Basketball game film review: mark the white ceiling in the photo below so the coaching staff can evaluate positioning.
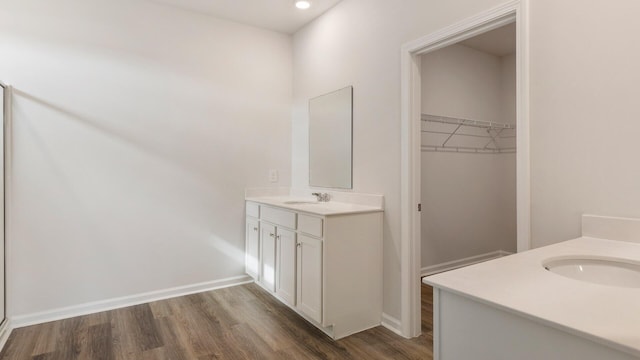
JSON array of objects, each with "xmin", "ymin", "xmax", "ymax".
[
  {"xmin": 459, "ymin": 22, "xmax": 516, "ymax": 57},
  {"xmin": 149, "ymin": 0, "xmax": 343, "ymax": 34}
]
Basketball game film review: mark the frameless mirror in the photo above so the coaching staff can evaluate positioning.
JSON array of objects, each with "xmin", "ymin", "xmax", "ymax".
[{"xmin": 309, "ymin": 86, "xmax": 353, "ymax": 189}]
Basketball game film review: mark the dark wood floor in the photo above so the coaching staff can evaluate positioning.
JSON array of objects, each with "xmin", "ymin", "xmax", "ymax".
[{"xmin": 0, "ymin": 283, "xmax": 433, "ymax": 359}]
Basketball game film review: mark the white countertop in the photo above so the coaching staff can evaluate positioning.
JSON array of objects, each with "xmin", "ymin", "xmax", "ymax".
[
  {"xmin": 246, "ymin": 196, "xmax": 383, "ymax": 216},
  {"xmin": 423, "ymin": 237, "xmax": 640, "ymax": 357}
]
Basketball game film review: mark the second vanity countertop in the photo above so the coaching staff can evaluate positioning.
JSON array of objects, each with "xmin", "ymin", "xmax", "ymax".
[
  {"xmin": 245, "ymin": 196, "xmax": 383, "ymax": 216},
  {"xmin": 423, "ymin": 237, "xmax": 640, "ymax": 357}
]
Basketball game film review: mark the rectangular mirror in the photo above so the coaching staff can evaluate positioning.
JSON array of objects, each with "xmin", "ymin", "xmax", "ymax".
[{"xmin": 309, "ymin": 86, "xmax": 353, "ymax": 189}]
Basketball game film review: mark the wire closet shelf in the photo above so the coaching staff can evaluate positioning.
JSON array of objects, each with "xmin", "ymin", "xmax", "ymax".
[{"xmin": 421, "ymin": 114, "xmax": 516, "ymax": 154}]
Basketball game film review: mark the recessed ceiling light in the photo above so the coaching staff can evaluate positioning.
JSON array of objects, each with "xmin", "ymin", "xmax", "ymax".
[{"xmin": 295, "ymin": 0, "xmax": 311, "ymax": 10}]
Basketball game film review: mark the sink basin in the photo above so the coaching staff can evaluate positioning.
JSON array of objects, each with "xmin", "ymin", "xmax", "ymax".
[
  {"xmin": 544, "ymin": 257, "xmax": 640, "ymax": 288},
  {"xmin": 282, "ymin": 200, "xmax": 319, "ymax": 205}
]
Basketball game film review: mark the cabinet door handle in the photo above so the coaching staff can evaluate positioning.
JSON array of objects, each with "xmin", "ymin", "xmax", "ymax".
[
  {"xmin": 297, "ymin": 243, "xmax": 301, "ymax": 247},
  {"xmin": 269, "ymin": 233, "xmax": 275, "ymax": 238},
  {"xmin": 253, "ymin": 227, "xmax": 258, "ymax": 231},
  {"xmin": 276, "ymin": 235, "xmax": 281, "ymax": 240}
]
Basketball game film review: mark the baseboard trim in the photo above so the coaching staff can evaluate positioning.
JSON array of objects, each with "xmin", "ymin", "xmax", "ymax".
[
  {"xmin": 0, "ymin": 319, "xmax": 12, "ymax": 352},
  {"xmin": 381, "ymin": 312, "xmax": 404, "ymax": 337},
  {"xmin": 421, "ymin": 250, "xmax": 512, "ymax": 277},
  {"xmin": 12, "ymin": 275, "xmax": 253, "ymax": 328}
]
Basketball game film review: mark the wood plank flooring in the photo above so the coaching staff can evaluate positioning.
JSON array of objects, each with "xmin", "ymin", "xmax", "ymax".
[{"xmin": 0, "ymin": 283, "xmax": 434, "ymax": 359}]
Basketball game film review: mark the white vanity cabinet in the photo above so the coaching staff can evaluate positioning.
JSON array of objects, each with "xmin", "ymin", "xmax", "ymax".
[
  {"xmin": 244, "ymin": 203, "xmax": 260, "ymax": 280},
  {"xmin": 244, "ymin": 199, "xmax": 383, "ymax": 339},
  {"xmin": 297, "ymin": 233, "xmax": 322, "ymax": 323},
  {"xmin": 259, "ymin": 222, "xmax": 297, "ymax": 301},
  {"xmin": 259, "ymin": 222, "xmax": 277, "ymax": 292},
  {"xmin": 275, "ymin": 226, "xmax": 296, "ymax": 306}
]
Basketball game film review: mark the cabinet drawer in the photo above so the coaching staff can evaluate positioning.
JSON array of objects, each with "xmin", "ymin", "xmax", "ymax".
[
  {"xmin": 246, "ymin": 202, "xmax": 260, "ymax": 218},
  {"xmin": 261, "ymin": 206, "xmax": 296, "ymax": 229},
  {"xmin": 298, "ymin": 214, "xmax": 323, "ymax": 238}
]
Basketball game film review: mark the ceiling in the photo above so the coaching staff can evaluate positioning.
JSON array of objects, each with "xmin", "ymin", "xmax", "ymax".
[
  {"xmin": 149, "ymin": 0, "xmax": 343, "ymax": 34},
  {"xmin": 459, "ymin": 22, "xmax": 516, "ymax": 57}
]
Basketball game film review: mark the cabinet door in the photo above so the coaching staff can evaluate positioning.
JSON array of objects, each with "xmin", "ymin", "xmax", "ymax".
[
  {"xmin": 297, "ymin": 234, "xmax": 322, "ymax": 323},
  {"xmin": 260, "ymin": 223, "xmax": 276, "ymax": 292},
  {"xmin": 276, "ymin": 227, "xmax": 296, "ymax": 306},
  {"xmin": 245, "ymin": 217, "xmax": 260, "ymax": 280}
]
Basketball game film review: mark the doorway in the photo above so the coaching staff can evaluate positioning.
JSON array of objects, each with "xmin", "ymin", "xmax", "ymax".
[
  {"xmin": 399, "ymin": 0, "xmax": 530, "ymax": 338},
  {"xmin": 420, "ymin": 23, "xmax": 517, "ymax": 277}
]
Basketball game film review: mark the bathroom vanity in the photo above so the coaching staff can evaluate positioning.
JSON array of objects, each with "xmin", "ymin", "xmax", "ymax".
[
  {"xmin": 424, "ymin": 215, "xmax": 640, "ymax": 360},
  {"xmin": 245, "ymin": 193, "xmax": 383, "ymax": 339}
]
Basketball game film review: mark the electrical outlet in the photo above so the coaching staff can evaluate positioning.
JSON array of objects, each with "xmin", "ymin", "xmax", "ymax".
[{"xmin": 269, "ymin": 169, "xmax": 278, "ymax": 183}]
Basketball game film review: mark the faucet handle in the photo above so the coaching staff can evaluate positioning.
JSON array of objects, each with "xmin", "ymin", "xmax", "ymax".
[{"xmin": 311, "ymin": 192, "xmax": 330, "ymax": 202}]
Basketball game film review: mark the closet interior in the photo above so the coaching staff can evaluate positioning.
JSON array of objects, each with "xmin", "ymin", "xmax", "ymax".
[{"xmin": 420, "ymin": 23, "xmax": 517, "ymax": 275}]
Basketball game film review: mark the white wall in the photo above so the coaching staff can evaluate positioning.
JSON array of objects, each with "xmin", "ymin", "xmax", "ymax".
[
  {"xmin": 292, "ymin": 0, "xmax": 509, "ymax": 321},
  {"xmin": 421, "ymin": 45, "xmax": 503, "ymax": 123},
  {"xmin": 420, "ymin": 45, "xmax": 516, "ymax": 268},
  {"xmin": 0, "ymin": 0, "xmax": 292, "ymax": 316},
  {"xmin": 530, "ymin": 0, "xmax": 640, "ymax": 247},
  {"xmin": 501, "ymin": 53, "xmax": 516, "ymax": 126}
]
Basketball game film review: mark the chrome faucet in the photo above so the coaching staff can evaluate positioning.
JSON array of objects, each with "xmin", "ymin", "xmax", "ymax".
[{"xmin": 312, "ymin": 192, "xmax": 330, "ymax": 202}]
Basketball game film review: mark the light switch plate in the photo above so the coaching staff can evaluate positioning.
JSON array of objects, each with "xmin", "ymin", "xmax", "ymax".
[{"xmin": 269, "ymin": 169, "xmax": 278, "ymax": 183}]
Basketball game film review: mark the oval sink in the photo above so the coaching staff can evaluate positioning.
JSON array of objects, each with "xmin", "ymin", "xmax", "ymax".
[
  {"xmin": 543, "ymin": 257, "xmax": 640, "ymax": 288},
  {"xmin": 282, "ymin": 200, "xmax": 319, "ymax": 205}
]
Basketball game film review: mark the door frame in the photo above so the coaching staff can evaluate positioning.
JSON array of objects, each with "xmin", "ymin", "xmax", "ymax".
[
  {"xmin": 0, "ymin": 81, "xmax": 9, "ymax": 344},
  {"xmin": 399, "ymin": 0, "xmax": 530, "ymax": 337}
]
